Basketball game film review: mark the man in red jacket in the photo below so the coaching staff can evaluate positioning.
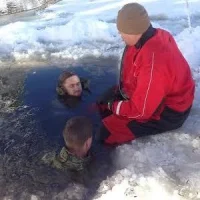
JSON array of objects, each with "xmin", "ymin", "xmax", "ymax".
[{"xmin": 97, "ymin": 3, "xmax": 195, "ymax": 145}]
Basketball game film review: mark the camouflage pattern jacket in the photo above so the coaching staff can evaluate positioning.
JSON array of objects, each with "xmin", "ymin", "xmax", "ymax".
[{"xmin": 42, "ymin": 147, "xmax": 91, "ymax": 171}]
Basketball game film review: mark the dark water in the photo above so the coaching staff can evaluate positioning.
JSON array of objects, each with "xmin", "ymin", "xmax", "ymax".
[
  {"xmin": 23, "ymin": 65, "xmax": 117, "ymax": 140},
  {"xmin": 0, "ymin": 64, "xmax": 119, "ymax": 200}
]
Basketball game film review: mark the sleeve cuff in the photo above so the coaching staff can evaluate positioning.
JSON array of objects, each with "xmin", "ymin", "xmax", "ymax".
[{"xmin": 113, "ymin": 101, "xmax": 123, "ymax": 115}]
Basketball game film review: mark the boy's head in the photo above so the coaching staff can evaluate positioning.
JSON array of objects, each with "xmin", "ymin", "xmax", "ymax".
[
  {"xmin": 57, "ymin": 71, "xmax": 82, "ymax": 97},
  {"xmin": 63, "ymin": 116, "xmax": 93, "ymax": 158}
]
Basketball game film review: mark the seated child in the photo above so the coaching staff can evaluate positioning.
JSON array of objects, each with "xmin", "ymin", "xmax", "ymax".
[
  {"xmin": 51, "ymin": 116, "xmax": 93, "ymax": 171},
  {"xmin": 56, "ymin": 71, "xmax": 90, "ymax": 108}
]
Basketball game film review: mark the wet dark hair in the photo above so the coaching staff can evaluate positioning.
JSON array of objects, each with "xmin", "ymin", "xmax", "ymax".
[
  {"xmin": 63, "ymin": 116, "xmax": 93, "ymax": 150},
  {"xmin": 56, "ymin": 71, "xmax": 91, "ymax": 108},
  {"xmin": 56, "ymin": 71, "xmax": 82, "ymax": 108},
  {"xmin": 56, "ymin": 71, "xmax": 76, "ymax": 96}
]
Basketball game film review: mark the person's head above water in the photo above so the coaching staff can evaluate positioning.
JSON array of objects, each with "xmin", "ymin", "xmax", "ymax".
[
  {"xmin": 56, "ymin": 71, "xmax": 83, "ymax": 97},
  {"xmin": 63, "ymin": 116, "xmax": 93, "ymax": 158}
]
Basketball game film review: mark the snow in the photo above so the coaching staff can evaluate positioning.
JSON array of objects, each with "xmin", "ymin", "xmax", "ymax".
[
  {"xmin": 0, "ymin": 0, "xmax": 200, "ymax": 64},
  {"xmin": 94, "ymin": 126, "xmax": 200, "ymax": 199},
  {"xmin": 1, "ymin": 0, "xmax": 200, "ymax": 199},
  {"xmin": 176, "ymin": 27, "xmax": 200, "ymax": 68},
  {"xmin": 0, "ymin": 0, "xmax": 46, "ymax": 14},
  {"xmin": 0, "ymin": 0, "xmax": 7, "ymax": 13}
]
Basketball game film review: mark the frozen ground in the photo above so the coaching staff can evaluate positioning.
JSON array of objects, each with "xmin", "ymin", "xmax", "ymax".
[{"xmin": 0, "ymin": 0, "xmax": 200, "ymax": 200}]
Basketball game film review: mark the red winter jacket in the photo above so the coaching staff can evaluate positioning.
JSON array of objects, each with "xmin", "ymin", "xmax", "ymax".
[{"xmin": 112, "ymin": 28, "xmax": 195, "ymax": 121}]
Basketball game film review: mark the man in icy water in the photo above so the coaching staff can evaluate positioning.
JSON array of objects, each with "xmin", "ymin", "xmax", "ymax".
[
  {"xmin": 96, "ymin": 3, "xmax": 195, "ymax": 144},
  {"xmin": 41, "ymin": 72, "xmax": 93, "ymax": 171},
  {"xmin": 56, "ymin": 71, "xmax": 90, "ymax": 108},
  {"xmin": 44, "ymin": 116, "xmax": 93, "ymax": 171}
]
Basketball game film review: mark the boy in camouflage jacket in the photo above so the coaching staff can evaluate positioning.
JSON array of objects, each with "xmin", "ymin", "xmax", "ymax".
[{"xmin": 43, "ymin": 116, "xmax": 93, "ymax": 171}]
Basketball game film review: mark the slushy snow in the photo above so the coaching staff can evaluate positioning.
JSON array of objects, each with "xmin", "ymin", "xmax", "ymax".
[{"xmin": 1, "ymin": 0, "xmax": 200, "ymax": 199}]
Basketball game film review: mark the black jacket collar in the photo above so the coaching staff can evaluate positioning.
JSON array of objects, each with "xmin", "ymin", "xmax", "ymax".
[{"xmin": 135, "ymin": 24, "xmax": 156, "ymax": 49}]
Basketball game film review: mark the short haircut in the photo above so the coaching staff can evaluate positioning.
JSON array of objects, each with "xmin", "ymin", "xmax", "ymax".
[{"xmin": 63, "ymin": 116, "xmax": 93, "ymax": 150}]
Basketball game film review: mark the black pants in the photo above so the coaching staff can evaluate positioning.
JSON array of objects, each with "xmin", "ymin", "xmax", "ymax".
[
  {"xmin": 128, "ymin": 106, "xmax": 191, "ymax": 138},
  {"xmin": 97, "ymin": 87, "xmax": 191, "ymax": 142}
]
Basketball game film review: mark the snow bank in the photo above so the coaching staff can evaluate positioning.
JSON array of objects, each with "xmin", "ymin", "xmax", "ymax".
[
  {"xmin": 93, "ymin": 116, "xmax": 200, "ymax": 199},
  {"xmin": 177, "ymin": 26, "xmax": 200, "ymax": 69},
  {"xmin": 0, "ymin": 17, "xmax": 121, "ymax": 63},
  {"xmin": 44, "ymin": 0, "xmax": 200, "ymax": 21},
  {"xmin": 0, "ymin": 0, "xmax": 200, "ymax": 65}
]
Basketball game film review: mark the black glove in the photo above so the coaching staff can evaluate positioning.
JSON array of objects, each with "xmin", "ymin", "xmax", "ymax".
[
  {"xmin": 80, "ymin": 78, "xmax": 91, "ymax": 93},
  {"xmin": 97, "ymin": 86, "xmax": 120, "ymax": 105}
]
